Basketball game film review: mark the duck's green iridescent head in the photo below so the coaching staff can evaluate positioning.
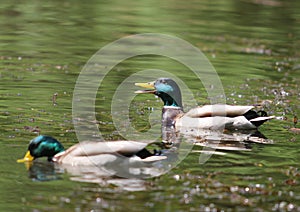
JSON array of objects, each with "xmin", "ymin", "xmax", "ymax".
[
  {"xmin": 17, "ymin": 135, "xmax": 65, "ymax": 163},
  {"xmin": 135, "ymin": 78, "xmax": 183, "ymax": 108}
]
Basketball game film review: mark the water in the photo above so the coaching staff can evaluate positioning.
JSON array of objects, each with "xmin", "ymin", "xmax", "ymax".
[{"xmin": 1, "ymin": 0, "xmax": 300, "ymax": 211}]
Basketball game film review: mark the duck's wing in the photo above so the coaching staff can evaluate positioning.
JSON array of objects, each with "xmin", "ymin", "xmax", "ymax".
[
  {"xmin": 176, "ymin": 116, "xmax": 257, "ymax": 130},
  {"xmin": 185, "ymin": 105, "xmax": 254, "ymax": 118},
  {"xmin": 53, "ymin": 141, "xmax": 149, "ymax": 164},
  {"xmin": 70, "ymin": 141, "xmax": 148, "ymax": 156}
]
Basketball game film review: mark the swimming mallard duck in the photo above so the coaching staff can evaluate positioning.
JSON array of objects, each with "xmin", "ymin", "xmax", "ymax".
[
  {"xmin": 17, "ymin": 135, "xmax": 166, "ymax": 166},
  {"xmin": 135, "ymin": 78, "xmax": 274, "ymax": 130}
]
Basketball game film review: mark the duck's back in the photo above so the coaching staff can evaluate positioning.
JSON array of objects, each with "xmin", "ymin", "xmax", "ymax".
[
  {"xmin": 184, "ymin": 105, "xmax": 254, "ymax": 118},
  {"xmin": 53, "ymin": 141, "xmax": 149, "ymax": 166}
]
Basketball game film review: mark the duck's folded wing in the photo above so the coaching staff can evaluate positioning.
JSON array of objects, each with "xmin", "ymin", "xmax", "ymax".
[
  {"xmin": 176, "ymin": 116, "xmax": 257, "ymax": 130},
  {"xmin": 54, "ymin": 141, "xmax": 148, "ymax": 162},
  {"xmin": 185, "ymin": 105, "xmax": 254, "ymax": 118}
]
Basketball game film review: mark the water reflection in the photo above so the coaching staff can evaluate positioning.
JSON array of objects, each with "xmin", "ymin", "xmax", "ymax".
[
  {"xmin": 26, "ymin": 161, "xmax": 151, "ymax": 191},
  {"xmin": 28, "ymin": 161, "xmax": 62, "ymax": 182},
  {"xmin": 164, "ymin": 123, "xmax": 273, "ymax": 150}
]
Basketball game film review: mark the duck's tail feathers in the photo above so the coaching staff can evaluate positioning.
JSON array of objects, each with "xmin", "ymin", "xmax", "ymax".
[
  {"xmin": 250, "ymin": 116, "xmax": 275, "ymax": 127},
  {"xmin": 244, "ymin": 110, "xmax": 275, "ymax": 127}
]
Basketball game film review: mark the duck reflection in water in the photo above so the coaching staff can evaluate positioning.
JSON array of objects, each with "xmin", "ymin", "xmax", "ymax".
[
  {"xmin": 26, "ymin": 160, "xmax": 155, "ymax": 191},
  {"xmin": 162, "ymin": 123, "xmax": 272, "ymax": 155}
]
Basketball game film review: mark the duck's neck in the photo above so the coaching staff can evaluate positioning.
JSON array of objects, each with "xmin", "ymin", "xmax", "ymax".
[
  {"xmin": 40, "ymin": 140, "xmax": 65, "ymax": 161},
  {"xmin": 157, "ymin": 91, "xmax": 183, "ymax": 108},
  {"xmin": 158, "ymin": 89, "xmax": 183, "ymax": 129},
  {"xmin": 162, "ymin": 106, "xmax": 183, "ymax": 127}
]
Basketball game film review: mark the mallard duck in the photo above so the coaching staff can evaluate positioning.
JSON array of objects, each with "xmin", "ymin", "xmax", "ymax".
[
  {"xmin": 17, "ymin": 135, "xmax": 166, "ymax": 166},
  {"xmin": 135, "ymin": 78, "xmax": 274, "ymax": 130}
]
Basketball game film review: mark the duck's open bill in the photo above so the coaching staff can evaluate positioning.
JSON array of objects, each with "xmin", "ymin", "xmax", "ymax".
[
  {"xmin": 134, "ymin": 89, "xmax": 156, "ymax": 94},
  {"xmin": 17, "ymin": 151, "xmax": 34, "ymax": 163},
  {"xmin": 134, "ymin": 81, "xmax": 156, "ymax": 94}
]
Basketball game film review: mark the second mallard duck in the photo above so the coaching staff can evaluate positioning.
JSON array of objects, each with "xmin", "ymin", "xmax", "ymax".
[
  {"xmin": 17, "ymin": 135, "xmax": 166, "ymax": 166},
  {"xmin": 135, "ymin": 78, "xmax": 274, "ymax": 130}
]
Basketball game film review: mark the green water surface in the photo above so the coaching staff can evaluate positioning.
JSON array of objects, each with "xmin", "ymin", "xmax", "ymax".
[{"xmin": 0, "ymin": 0, "xmax": 300, "ymax": 211}]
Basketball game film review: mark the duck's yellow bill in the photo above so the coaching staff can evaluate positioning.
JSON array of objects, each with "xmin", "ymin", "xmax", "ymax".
[
  {"xmin": 134, "ymin": 81, "xmax": 156, "ymax": 94},
  {"xmin": 134, "ymin": 81, "xmax": 155, "ymax": 89},
  {"xmin": 17, "ymin": 151, "xmax": 34, "ymax": 163}
]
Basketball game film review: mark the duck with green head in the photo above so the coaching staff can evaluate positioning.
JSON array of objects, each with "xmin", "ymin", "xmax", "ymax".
[
  {"xmin": 17, "ymin": 135, "xmax": 166, "ymax": 166},
  {"xmin": 135, "ymin": 78, "xmax": 274, "ymax": 131}
]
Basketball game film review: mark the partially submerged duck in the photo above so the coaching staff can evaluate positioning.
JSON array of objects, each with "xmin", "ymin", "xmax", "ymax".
[
  {"xmin": 135, "ymin": 78, "xmax": 274, "ymax": 130},
  {"xmin": 17, "ymin": 135, "xmax": 166, "ymax": 166}
]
